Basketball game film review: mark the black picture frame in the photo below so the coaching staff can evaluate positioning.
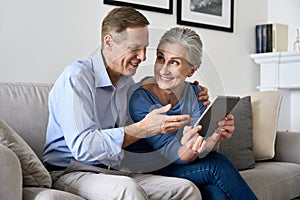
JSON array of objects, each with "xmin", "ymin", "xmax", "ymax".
[
  {"xmin": 177, "ymin": 0, "xmax": 234, "ymax": 33},
  {"xmin": 103, "ymin": 0, "xmax": 173, "ymax": 14}
]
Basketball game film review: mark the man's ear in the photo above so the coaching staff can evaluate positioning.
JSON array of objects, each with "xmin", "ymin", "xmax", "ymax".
[
  {"xmin": 187, "ymin": 66, "xmax": 198, "ymax": 77},
  {"xmin": 103, "ymin": 34, "xmax": 113, "ymax": 49}
]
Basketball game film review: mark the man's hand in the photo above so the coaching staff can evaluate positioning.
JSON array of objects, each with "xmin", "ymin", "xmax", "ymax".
[
  {"xmin": 143, "ymin": 104, "xmax": 193, "ymax": 134},
  {"xmin": 123, "ymin": 104, "xmax": 192, "ymax": 147},
  {"xmin": 129, "ymin": 104, "xmax": 193, "ymax": 137},
  {"xmin": 193, "ymin": 81, "xmax": 210, "ymax": 107}
]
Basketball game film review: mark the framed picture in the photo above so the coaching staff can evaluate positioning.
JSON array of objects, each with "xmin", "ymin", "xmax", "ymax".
[
  {"xmin": 103, "ymin": 0, "xmax": 173, "ymax": 14},
  {"xmin": 177, "ymin": 0, "xmax": 234, "ymax": 32}
]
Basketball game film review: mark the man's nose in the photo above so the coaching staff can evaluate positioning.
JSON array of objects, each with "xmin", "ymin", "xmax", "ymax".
[{"xmin": 136, "ymin": 49, "xmax": 146, "ymax": 61}]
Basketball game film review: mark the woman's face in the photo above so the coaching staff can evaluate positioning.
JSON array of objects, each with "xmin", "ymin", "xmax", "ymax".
[{"xmin": 154, "ymin": 42, "xmax": 196, "ymax": 91}]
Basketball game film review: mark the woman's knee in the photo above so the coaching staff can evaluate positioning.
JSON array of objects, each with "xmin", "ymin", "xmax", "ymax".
[{"xmin": 209, "ymin": 152, "xmax": 236, "ymax": 168}]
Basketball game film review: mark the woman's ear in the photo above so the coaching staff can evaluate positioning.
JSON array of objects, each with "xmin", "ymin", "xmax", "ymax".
[{"xmin": 187, "ymin": 66, "xmax": 198, "ymax": 77}]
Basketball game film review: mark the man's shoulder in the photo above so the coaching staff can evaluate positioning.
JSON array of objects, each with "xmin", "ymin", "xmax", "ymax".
[
  {"xmin": 55, "ymin": 57, "xmax": 94, "ymax": 84},
  {"xmin": 66, "ymin": 58, "xmax": 93, "ymax": 75},
  {"xmin": 51, "ymin": 58, "xmax": 95, "ymax": 92}
]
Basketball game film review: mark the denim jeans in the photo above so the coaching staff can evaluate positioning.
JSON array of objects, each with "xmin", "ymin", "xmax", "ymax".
[{"xmin": 153, "ymin": 151, "xmax": 258, "ymax": 200}]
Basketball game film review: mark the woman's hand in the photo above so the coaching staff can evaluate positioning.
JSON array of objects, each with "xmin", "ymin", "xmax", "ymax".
[
  {"xmin": 179, "ymin": 125, "xmax": 220, "ymax": 161},
  {"xmin": 216, "ymin": 113, "xmax": 235, "ymax": 142},
  {"xmin": 178, "ymin": 113, "xmax": 235, "ymax": 161}
]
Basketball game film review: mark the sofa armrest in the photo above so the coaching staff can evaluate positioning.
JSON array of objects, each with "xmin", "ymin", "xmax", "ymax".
[
  {"xmin": 274, "ymin": 131, "xmax": 300, "ymax": 164},
  {"xmin": 0, "ymin": 144, "xmax": 22, "ymax": 200}
]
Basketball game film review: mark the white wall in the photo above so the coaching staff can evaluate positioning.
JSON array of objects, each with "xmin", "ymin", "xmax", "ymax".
[
  {"xmin": 0, "ymin": 0, "xmax": 299, "ymax": 96},
  {"xmin": 268, "ymin": 0, "xmax": 300, "ymax": 49}
]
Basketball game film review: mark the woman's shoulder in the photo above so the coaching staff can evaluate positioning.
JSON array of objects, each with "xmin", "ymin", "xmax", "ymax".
[{"xmin": 129, "ymin": 76, "xmax": 152, "ymax": 91}]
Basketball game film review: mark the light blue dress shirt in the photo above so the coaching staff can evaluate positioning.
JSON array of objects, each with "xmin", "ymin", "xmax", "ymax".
[{"xmin": 43, "ymin": 50, "xmax": 134, "ymax": 167}]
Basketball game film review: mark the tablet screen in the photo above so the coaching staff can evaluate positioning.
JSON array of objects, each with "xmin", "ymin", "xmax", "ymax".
[{"xmin": 194, "ymin": 96, "xmax": 240, "ymax": 137}]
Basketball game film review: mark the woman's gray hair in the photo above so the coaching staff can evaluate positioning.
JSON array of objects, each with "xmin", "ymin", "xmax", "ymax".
[{"xmin": 158, "ymin": 27, "xmax": 203, "ymax": 68}]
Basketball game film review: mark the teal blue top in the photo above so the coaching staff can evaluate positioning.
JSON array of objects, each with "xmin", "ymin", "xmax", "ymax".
[{"xmin": 126, "ymin": 80, "xmax": 206, "ymax": 165}]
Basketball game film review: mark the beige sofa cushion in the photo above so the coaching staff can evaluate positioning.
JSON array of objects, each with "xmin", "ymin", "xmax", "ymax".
[
  {"xmin": 240, "ymin": 162, "xmax": 300, "ymax": 200},
  {"xmin": 0, "ymin": 120, "xmax": 52, "ymax": 188},
  {"xmin": 248, "ymin": 90, "xmax": 283, "ymax": 160}
]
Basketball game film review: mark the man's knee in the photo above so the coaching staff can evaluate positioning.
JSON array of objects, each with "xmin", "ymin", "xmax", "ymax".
[
  {"xmin": 173, "ymin": 178, "xmax": 202, "ymax": 200},
  {"xmin": 112, "ymin": 176, "xmax": 149, "ymax": 200},
  {"xmin": 53, "ymin": 172, "xmax": 149, "ymax": 200}
]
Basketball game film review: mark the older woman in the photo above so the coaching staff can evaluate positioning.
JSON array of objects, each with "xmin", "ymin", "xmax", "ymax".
[{"xmin": 126, "ymin": 27, "xmax": 257, "ymax": 200}]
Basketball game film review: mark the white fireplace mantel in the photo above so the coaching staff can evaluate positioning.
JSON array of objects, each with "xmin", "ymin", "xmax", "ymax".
[{"xmin": 250, "ymin": 51, "xmax": 300, "ymax": 132}]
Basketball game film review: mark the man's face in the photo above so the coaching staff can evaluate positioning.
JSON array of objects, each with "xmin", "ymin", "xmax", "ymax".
[{"xmin": 109, "ymin": 27, "xmax": 149, "ymax": 77}]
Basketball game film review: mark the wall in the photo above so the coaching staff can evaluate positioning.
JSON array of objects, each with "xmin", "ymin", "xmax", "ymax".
[
  {"xmin": 0, "ymin": 0, "xmax": 299, "ymax": 96},
  {"xmin": 268, "ymin": 0, "xmax": 300, "ymax": 49}
]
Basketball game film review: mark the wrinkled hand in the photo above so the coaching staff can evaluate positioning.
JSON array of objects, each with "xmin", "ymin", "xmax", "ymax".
[
  {"xmin": 179, "ymin": 113, "xmax": 235, "ymax": 161},
  {"xmin": 181, "ymin": 126, "xmax": 220, "ymax": 158},
  {"xmin": 181, "ymin": 125, "xmax": 203, "ymax": 149},
  {"xmin": 193, "ymin": 81, "xmax": 210, "ymax": 107},
  {"xmin": 140, "ymin": 104, "xmax": 193, "ymax": 137},
  {"xmin": 216, "ymin": 113, "xmax": 235, "ymax": 142}
]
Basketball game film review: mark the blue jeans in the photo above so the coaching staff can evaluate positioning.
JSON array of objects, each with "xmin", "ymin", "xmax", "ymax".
[{"xmin": 153, "ymin": 151, "xmax": 258, "ymax": 200}]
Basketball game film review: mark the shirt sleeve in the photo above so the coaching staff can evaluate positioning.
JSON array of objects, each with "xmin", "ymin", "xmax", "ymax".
[{"xmin": 56, "ymin": 72, "xmax": 124, "ymax": 167}]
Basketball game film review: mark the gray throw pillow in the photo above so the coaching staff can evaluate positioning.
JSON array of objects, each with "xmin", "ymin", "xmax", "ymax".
[
  {"xmin": 219, "ymin": 96, "xmax": 255, "ymax": 171},
  {"xmin": 0, "ymin": 120, "xmax": 52, "ymax": 188}
]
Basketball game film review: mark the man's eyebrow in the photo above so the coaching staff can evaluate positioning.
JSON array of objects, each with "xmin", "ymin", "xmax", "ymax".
[{"xmin": 129, "ymin": 43, "xmax": 149, "ymax": 49}]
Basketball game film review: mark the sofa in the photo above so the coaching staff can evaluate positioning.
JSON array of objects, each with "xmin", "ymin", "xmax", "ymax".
[{"xmin": 0, "ymin": 82, "xmax": 300, "ymax": 200}]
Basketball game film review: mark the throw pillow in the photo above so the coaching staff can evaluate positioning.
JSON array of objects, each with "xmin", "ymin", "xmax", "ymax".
[
  {"xmin": 219, "ymin": 96, "xmax": 256, "ymax": 170},
  {"xmin": 0, "ymin": 120, "xmax": 52, "ymax": 188},
  {"xmin": 248, "ymin": 90, "xmax": 283, "ymax": 160}
]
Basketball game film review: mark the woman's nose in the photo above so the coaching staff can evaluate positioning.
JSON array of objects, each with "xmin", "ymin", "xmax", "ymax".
[{"xmin": 160, "ymin": 64, "xmax": 170, "ymax": 74}]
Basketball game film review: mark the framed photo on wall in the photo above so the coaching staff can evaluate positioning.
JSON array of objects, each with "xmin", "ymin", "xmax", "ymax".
[
  {"xmin": 177, "ymin": 0, "xmax": 234, "ymax": 32},
  {"xmin": 103, "ymin": 0, "xmax": 173, "ymax": 14}
]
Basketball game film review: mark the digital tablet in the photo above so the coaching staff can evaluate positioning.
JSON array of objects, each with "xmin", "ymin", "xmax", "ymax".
[{"xmin": 193, "ymin": 96, "xmax": 240, "ymax": 137}]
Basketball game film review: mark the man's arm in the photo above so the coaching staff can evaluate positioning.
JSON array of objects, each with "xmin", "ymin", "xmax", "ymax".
[
  {"xmin": 47, "ymin": 73, "xmax": 125, "ymax": 166},
  {"xmin": 193, "ymin": 81, "xmax": 210, "ymax": 107},
  {"xmin": 123, "ymin": 104, "xmax": 192, "ymax": 147}
]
